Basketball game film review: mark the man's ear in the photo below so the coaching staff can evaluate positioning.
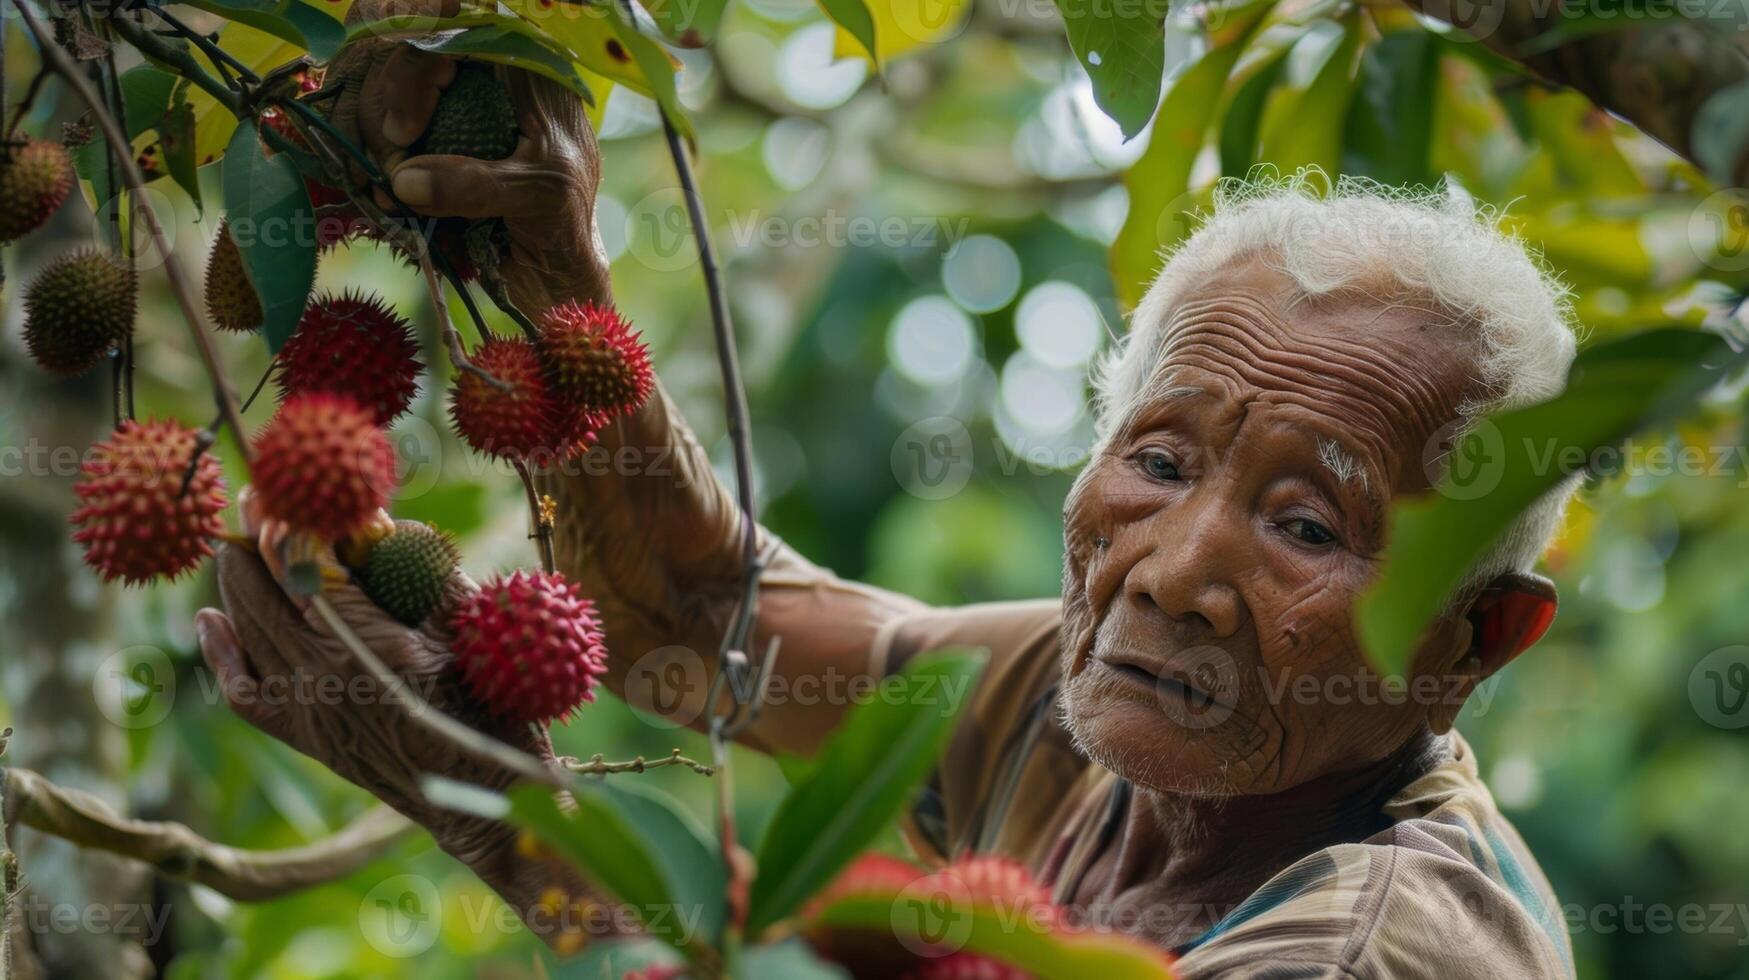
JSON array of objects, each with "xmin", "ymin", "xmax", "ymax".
[{"xmin": 1428, "ymin": 572, "xmax": 1557, "ymax": 734}]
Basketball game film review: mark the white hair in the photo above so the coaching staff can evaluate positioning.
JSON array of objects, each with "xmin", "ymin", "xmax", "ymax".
[{"xmin": 1093, "ymin": 172, "xmax": 1582, "ymax": 594}]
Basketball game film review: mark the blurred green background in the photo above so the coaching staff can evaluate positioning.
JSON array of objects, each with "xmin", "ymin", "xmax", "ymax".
[{"xmin": 3, "ymin": 0, "xmax": 1749, "ymax": 976}]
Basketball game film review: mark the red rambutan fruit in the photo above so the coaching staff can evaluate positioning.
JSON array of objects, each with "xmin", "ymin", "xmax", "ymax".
[
  {"xmin": 0, "ymin": 139, "xmax": 74, "ymax": 242},
  {"xmin": 70, "ymin": 418, "xmax": 229, "ymax": 585},
  {"xmin": 276, "ymin": 291, "xmax": 422, "ymax": 425},
  {"xmin": 906, "ymin": 953, "xmax": 1033, "ymax": 980},
  {"xmin": 252, "ymin": 393, "xmax": 396, "ymax": 540},
  {"xmin": 448, "ymin": 570, "xmax": 609, "ymax": 725},
  {"xmin": 539, "ymin": 300, "xmax": 653, "ymax": 435},
  {"xmin": 449, "ymin": 336, "xmax": 577, "ymax": 461}
]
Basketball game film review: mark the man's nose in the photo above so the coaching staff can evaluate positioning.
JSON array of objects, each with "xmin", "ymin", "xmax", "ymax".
[{"xmin": 1127, "ymin": 493, "xmax": 1246, "ymax": 638}]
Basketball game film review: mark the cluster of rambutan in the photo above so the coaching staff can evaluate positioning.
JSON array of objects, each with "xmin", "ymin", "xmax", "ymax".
[
  {"xmin": 450, "ymin": 300, "xmax": 654, "ymax": 463},
  {"xmin": 16, "ymin": 81, "xmax": 650, "ymax": 732}
]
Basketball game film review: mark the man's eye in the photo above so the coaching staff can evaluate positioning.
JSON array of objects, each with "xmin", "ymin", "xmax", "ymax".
[
  {"xmin": 1282, "ymin": 518, "xmax": 1335, "ymax": 546},
  {"xmin": 1138, "ymin": 451, "xmax": 1179, "ymax": 481}
]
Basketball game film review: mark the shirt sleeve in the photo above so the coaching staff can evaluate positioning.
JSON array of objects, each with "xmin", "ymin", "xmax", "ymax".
[{"xmin": 869, "ymin": 599, "xmax": 1084, "ymax": 864}]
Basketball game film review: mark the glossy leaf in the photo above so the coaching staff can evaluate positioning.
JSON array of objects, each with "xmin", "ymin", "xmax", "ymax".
[
  {"xmin": 507, "ymin": 782, "xmax": 711, "ymax": 951},
  {"xmin": 807, "ymin": 876, "xmax": 1177, "ymax": 979},
  {"xmin": 817, "ymin": 0, "xmax": 880, "ymax": 67},
  {"xmin": 745, "ymin": 648, "xmax": 987, "ymax": 937},
  {"xmin": 1110, "ymin": 0, "xmax": 1273, "ymax": 306},
  {"xmin": 1255, "ymin": 15, "xmax": 1361, "ymax": 173},
  {"xmin": 831, "ymin": 0, "xmax": 971, "ymax": 64},
  {"xmin": 180, "ymin": 0, "xmax": 347, "ymax": 60},
  {"xmin": 1341, "ymin": 31, "xmax": 1439, "ymax": 186},
  {"xmin": 221, "ymin": 121, "xmax": 318, "ymax": 352},
  {"xmin": 1054, "ymin": 0, "xmax": 1167, "ymax": 140},
  {"xmin": 348, "ymin": 13, "xmax": 594, "ymax": 100},
  {"xmin": 161, "ymin": 84, "xmax": 202, "ymax": 214},
  {"xmin": 494, "ymin": 0, "xmax": 678, "ymax": 106},
  {"xmin": 1358, "ymin": 329, "xmax": 1748, "ymax": 674},
  {"xmin": 645, "ymin": 0, "xmax": 729, "ymax": 46}
]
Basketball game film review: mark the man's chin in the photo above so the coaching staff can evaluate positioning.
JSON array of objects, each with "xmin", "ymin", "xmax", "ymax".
[{"xmin": 1062, "ymin": 672, "xmax": 1258, "ymax": 797}]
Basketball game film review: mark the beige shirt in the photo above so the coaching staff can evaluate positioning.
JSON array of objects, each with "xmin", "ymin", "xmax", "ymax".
[{"xmin": 872, "ymin": 599, "xmax": 1574, "ymax": 979}]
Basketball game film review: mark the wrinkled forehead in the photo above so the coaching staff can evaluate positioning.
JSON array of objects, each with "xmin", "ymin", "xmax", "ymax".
[{"xmin": 1121, "ymin": 256, "xmax": 1486, "ymax": 492}]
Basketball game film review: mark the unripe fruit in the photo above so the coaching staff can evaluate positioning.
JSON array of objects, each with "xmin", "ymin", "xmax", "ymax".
[
  {"xmin": 23, "ymin": 248, "xmax": 137, "ymax": 374},
  {"xmin": 0, "ymin": 139, "xmax": 74, "ymax": 242},
  {"xmin": 358, "ymin": 520, "xmax": 459, "ymax": 626},
  {"xmin": 70, "ymin": 418, "xmax": 229, "ymax": 585},
  {"xmin": 539, "ymin": 301, "xmax": 653, "ymax": 435},
  {"xmin": 449, "ymin": 570, "xmax": 608, "ymax": 725},
  {"xmin": 420, "ymin": 62, "xmax": 520, "ymax": 160},
  {"xmin": 449, "ymin": 336, "xmax": 576, "ymax": 461},
  {"xmin": 204, "ymin": 219, "xmax": 263, "ymax": 333},
  {"xmin": 252, "ymin": 393, "xmax": 397, "ymax": 540},
  {"xmin": 276, "ymin": 291, "xmax": 422, "ymax": 425}
]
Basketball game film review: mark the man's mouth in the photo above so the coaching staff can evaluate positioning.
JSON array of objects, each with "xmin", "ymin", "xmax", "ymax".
[{"xmin": 1096, "ymin": 653, "xmax": 1230, "ymax": 714}]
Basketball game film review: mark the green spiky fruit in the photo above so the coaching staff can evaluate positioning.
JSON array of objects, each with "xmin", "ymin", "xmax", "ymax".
[
  {"xmin": 204, "ymin": 219, "xmax": 263, "ymax": 333},
  {"xmin": 23, "ymin": 248, "xmax": 137, "ymax": 374},
  {"xmin": 359, "ymin": 520, "xmax": 460, "ymax": 626},
  {"xmin": 421, "ymin": 63, "xmax": 520, "ymax": 161},
  {"xmin": 0, "ymin": 139, "xmax": 74, "ymax": 242}
]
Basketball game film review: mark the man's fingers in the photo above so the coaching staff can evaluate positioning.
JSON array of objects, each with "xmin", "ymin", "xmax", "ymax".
[
  {"xmin": 389, "ymin": 148, "xmax": 559, "ymax": 219},
  {"xmin": 196, "ymin": 606, "xmax": 292, "ymax": 738},
  {"xmin": 360, "ymin": 46, "xmax": 457, "ymax": 159}
]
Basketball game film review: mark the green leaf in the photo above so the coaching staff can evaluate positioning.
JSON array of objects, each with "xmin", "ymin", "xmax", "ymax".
[
  {"xmin": 73, "ymin": 66, "xmax": 182, "ymax": 204},
  {"xmin": 220, "ymin": 121, "xmax": 317, "ymax": 352},
  {"xmin": 507, "ymin": 780, "xmax": 724, "ymax": 950},
  {"xmin": 348, "ymin": 15, "xmax": 594, "ymax": 101},
  {"xmin": 1341, "ymin": 31, "xmax": 1439, "ymax": 186},
  {"xmin": 605, "ymin": 4, "xmax": 693, "ymax": 140},
  {"xmin": 1358, "ymin": 329, "xmax": 1748, "ymax": 674},
  {"xmin": 810, "ymin": 889, "xmax": 1176, "ymax": 979},
  {"xmin": 1218, "ymin": 45, "xmax": 1288, "ymax": 178},
  {"xmin": 1255, "ymin": 15, "xmax": 1361, "ymax": 173},
  {"xmin": 181, "ymin": 0, "xmax": 345, "ymax": 59},
  {"xmin": 1694, "ymin": 78, "xmax": 1749, "ymax": 187},
  {"xmin": 645, "ymin": 0, "xmax": 730, "ymax": 47},
  {"xmin": 1053, "ymin": 0, "xmax": 1168, "ymax": 140},
  {"xmin": 744, "ymin": 648, "xmax": 987, "ymax": 937},
  {"xmin": 817, "ymin": 0, "xmax": 880, "ymax": 67},
  {"xmin": 1110, "ymin": 0, "xmax": 1272, "ymax": 306},
  {"xmin": 161, "ymin": 83, "xmax": 202, "ymax": 214}
]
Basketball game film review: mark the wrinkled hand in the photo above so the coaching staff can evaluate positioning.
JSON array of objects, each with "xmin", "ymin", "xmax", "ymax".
[
  {"xmin": 194, "ymin": 491, "xmax": 554, "ymax": 867},
  {"xmin": 327, "ymin": 0, "xmax": 611, "ymax": 310}
]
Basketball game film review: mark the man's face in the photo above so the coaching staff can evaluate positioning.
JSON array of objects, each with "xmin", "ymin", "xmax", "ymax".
[{"xmin": 1060, "ymin": 256, "xmax": 1484, "ymax": 798}]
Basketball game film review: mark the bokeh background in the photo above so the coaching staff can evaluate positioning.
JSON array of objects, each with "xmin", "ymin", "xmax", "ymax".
[{"xmin": 3, "ymin": 0, "xmax": 1749, "ymax": 976}]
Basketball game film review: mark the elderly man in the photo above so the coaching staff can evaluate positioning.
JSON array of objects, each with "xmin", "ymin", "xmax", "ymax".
[{"xmin": 195, "ymin": 47, "xmax": 1580, "ymax": 978}]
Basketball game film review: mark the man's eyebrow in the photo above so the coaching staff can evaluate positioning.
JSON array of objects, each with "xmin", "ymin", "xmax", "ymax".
[{"xmin": 1316, "ymin": 438, "xmax": 1369, "ymax": 491}]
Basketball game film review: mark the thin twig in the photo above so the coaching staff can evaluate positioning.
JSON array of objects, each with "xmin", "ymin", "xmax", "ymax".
[
  {"xmin": 150, "ymin": 6, "xmax": 259, "ymax": 85},
  {"xmin": 107, "ymin": 13, "xmax": 244, "ymax": 115},
  {"xmin": 420, "ymin": 255, "xmax": 509, "ymax": 390},
  {"xmin": 18, "ymin": 0, "xmax": 252, "ymax": 466},
  {"xmin": 2, "ymin": 768, "xmax": 413, "ymax": 902},
  {"xmin": 561, "ymin": 749, "xmax": 714, "ymax": 777},
  {"xmin": 512, "ymin": 459, "xmax": 556, "ymax": 573}
]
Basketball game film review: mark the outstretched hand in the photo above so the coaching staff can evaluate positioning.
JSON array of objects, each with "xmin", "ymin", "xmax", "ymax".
[{"xmin": 194, "ymin": 491, "xmax": 555, "ymax": 866}]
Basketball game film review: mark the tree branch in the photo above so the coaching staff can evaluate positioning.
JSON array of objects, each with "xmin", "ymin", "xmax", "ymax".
[
  {"xmin": 1, "ymin": 766, "xmax": 413, "ymax": 902},
  {"xmin": 16, "ymin": 0, "xmax": 251, "ymax": 464},
  {"xmin": 1405, "ymin": 0, "xmax": 1749, "ymax": 182}
]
